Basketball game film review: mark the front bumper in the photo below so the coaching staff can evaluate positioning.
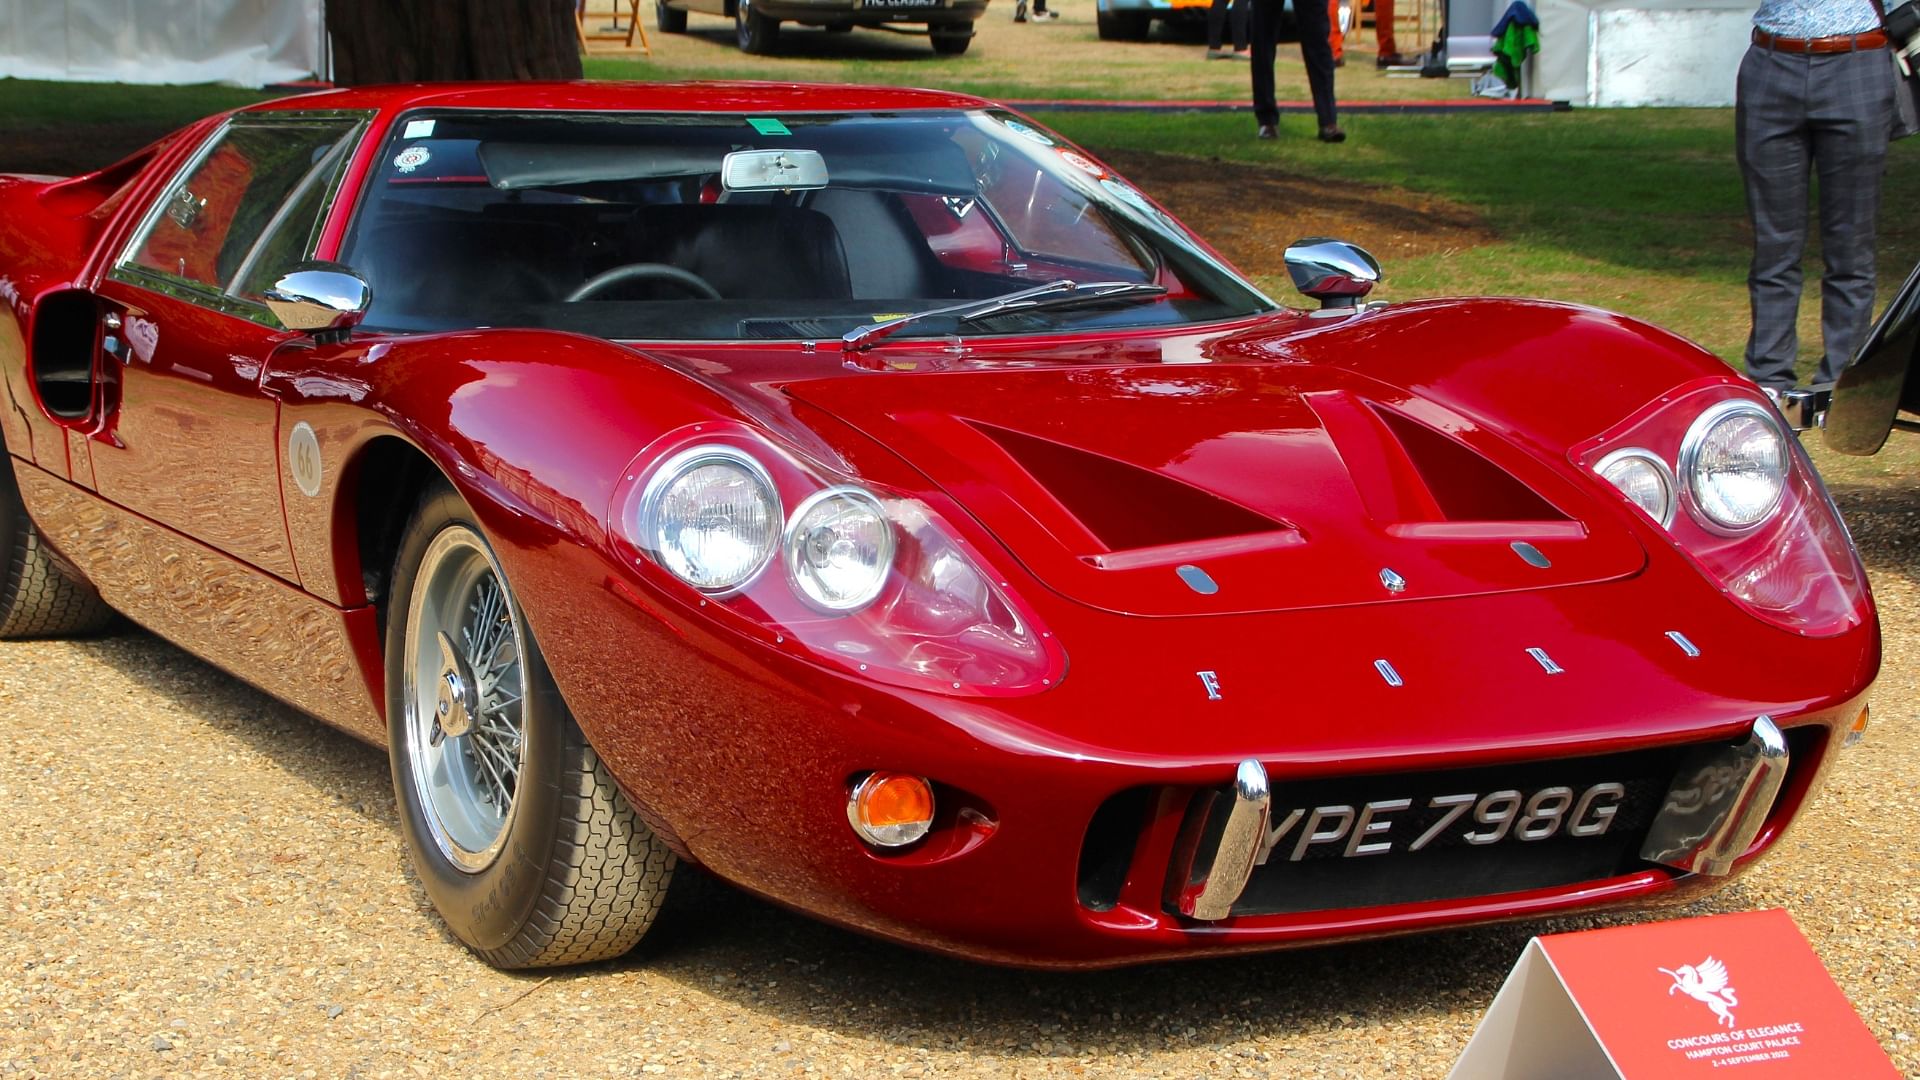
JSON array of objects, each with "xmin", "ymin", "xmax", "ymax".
[
  {"xmin": 535, "ymin": 538, "xmax": 1873, "ymax": 967},
  {"xmin": 755, "ymin": 0, "xmax": 989, "ymax": 24}
]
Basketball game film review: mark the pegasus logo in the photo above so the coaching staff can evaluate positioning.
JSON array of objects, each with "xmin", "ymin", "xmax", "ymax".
[{"xmin": 1660, "ymin": 957, "xmax": 1738, "ymax": 1028}]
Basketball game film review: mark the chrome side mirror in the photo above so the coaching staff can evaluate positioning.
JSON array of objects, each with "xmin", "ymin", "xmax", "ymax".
[
  {"xmin": 1283, "ymin": 238, "xmax": 1380, "ymax": 310},
  {"xmin": 263, "ymin": 262, "xmax": 371, "ymax": 341}
]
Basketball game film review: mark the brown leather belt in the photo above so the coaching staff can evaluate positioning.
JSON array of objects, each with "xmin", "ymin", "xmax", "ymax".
[{"xmin": 1751, "ymin": 27, "xmax": 1889, "ymax": 53}]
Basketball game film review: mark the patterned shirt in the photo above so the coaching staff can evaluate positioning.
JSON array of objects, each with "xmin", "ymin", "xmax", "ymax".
[{"xmin": 1753, "ymin": 0, "xmax": 1882, "ymax": 38}]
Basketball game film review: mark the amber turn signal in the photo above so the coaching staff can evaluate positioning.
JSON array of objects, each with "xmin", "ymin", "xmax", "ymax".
[
  {"xmin": 1844, "ymin": 705, "xmax": 1869, "ymax": 748},
  {"xmin": 847, "ymin": 771, "xmax": 935, "ymax": 848}
]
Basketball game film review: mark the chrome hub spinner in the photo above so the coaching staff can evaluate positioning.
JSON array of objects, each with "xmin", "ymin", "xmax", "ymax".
[{"xmin": 432, "ymin": 630, "xmax": 479, "ymax": 741}]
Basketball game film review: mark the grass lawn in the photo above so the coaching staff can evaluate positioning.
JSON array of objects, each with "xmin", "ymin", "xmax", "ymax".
[
  {"xmin": 1044, "ymin": 108, "xmax": 1920, "ymax": 376},
  {"xmin": 0, "ymin": 77, "xmax": 268, "ymax": 130}
]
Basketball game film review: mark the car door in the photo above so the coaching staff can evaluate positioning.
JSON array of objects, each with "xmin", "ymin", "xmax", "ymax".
[
  {"xmin": 89, "ymin": 113, "xmax": 364, "ymax": 582},
  {"xmin": 1826, "ymin": 259, "xmax": 1920, "ymax": 456}
]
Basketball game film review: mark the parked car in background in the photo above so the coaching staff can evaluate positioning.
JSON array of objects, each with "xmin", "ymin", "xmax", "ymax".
[
  {"xmin": 0, "ymin": 81, "xmax": 1879, "ymax": 971},
  {"xmin": 656, "ymin": 0, "xmax": 987, "ymax": 53},
  {"xmin": 1097, "ymin": 0, "xmax": 1348, "ymax": 43}
]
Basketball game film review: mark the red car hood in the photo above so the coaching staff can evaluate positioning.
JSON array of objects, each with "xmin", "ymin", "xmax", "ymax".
[{"xmin": 786, "ymin": 362, "xmax": 1647, "ymax": 617}]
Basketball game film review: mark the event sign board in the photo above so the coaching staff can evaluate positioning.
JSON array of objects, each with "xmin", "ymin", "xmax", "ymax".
[{"xmin": 1450, "ymin": 909, "xmax": 1898, "ymax": 1078}]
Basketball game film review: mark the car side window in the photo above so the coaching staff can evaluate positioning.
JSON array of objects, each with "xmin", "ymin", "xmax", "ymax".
[{"xmin": 124, "ymin": 120, "xmax": 358, "ymax": 293}]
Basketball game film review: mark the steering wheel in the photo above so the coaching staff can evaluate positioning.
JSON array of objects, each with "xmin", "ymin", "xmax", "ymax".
[{"xmin": 566, "ymin": 263, "xmax": 723, "ymax": 302}]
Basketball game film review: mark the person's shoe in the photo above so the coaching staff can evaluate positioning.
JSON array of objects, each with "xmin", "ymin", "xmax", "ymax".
[
  {"xmin": 1205, "ymin": 48, "xmax": 1235, "ymax": 59},
  {"xmin": 1039, "ymin": 8, "xmax": 1058, "ymax": 17},
  {"xmin": 1333, "ymin": 56, "xmax": 1345, "ymax": 67},
  {"xmin": 1318, "ymin": 124, "xmax": 1346, "ymax": 143},
  {"xmin": 1375, "ymin": 51, "xmax": 1416, "ymax": 68},
  {"xmin": 1256, "ymin": 124, "xmax": 1278, "ymax": 140},
  {"xmin": 1013, "ymin": 0, "xmax": 1028, "ymax": 20},
  {"xmin": 1233, "ymin": 47, "xmax": 1249, "ymax": 58}
]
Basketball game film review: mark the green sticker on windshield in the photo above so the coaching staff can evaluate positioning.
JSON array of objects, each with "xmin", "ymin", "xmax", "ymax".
[{"xmin": 747, "ymin": 117, "xmax": 791, "ymax": 136}]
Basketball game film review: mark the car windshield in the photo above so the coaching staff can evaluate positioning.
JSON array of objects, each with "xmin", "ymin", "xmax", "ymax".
[{"xmin": 337, "ymin": 109, "xmax": 1274, "ymax": 340}]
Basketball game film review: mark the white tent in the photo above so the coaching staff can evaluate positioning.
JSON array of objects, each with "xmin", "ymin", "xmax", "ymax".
[
  {"xmin": 0, "ymin": 0, "xmax": 325, "ymax": 87},
  {"xmin": 1533, "ymin": 0, "xmax": 1754, "ymax": 106}
]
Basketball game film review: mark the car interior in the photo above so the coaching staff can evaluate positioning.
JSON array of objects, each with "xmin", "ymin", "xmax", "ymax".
[{"xmin": 334, "ymin": 113, "xmax": 1267, "ymax": 341}]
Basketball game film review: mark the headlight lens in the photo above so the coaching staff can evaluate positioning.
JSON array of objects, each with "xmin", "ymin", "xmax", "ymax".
[
  {"xmin": 1595, "ymin": 447, "xmax": 1676, "ymax": 526},
  {"xmin": 1681, "ymin": 402, "xmax": 1787, "ymax": 532},
  {"xmin": 786, "ymin": 487, "xmax": 894, "ymax": 612},
  {"xmin": 642, "ymin": 448, "xmax": 780, "ymax": 592}
]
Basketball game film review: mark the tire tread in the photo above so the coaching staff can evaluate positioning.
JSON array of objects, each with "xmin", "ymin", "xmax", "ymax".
[
  {"xmin": 478, "ymin": 744, "xmax": 675, "ymax": 969},
  {"xmin": 0, "ymin": 507, "xmax": 112, "ymax": 639}
]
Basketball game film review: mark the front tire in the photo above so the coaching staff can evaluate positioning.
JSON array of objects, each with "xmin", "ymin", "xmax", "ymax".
[
  {"xmin": 657, "ymin": 0, "xmax": 688, "ymax": 32},
  {"xmin": 0, "ymin": 457, "xmax": 111, "ymax": 638},
  {"xmin": 736, "ymin": 0, "xmax": 780, "ymax": 52},
  {"xmin": 387, "ymin": 483, "xmax": 674, "ymax": 969},
  {"xmin": 930, "ymin": 29, "xmax": 972, "ymax": 53}
]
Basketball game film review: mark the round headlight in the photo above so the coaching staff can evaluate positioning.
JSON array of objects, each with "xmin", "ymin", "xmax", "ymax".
[
  {"xmin": 1595, "ymin": 447, "xmax": 1677, "ymax": 527},
  {"xmin": 786, "ymin": 487, "xmax": 894, "ymax": 612},
  {"xmin": 641, "ymin": 448, "xmax": 780, "ymax": 592},
  {"xmin": 1680, "ymin": 400, "xmax": 1787, "ymax": 532}
]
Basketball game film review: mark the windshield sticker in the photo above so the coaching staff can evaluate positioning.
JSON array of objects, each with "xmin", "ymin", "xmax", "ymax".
[
  {"xmin": 747, "ymin": 117, "xmax": 792, "ymax": 136},
  {"xmin": 870, "ymin": 313, "xmax": 910, "ymax": 321},
  {"xmin": 402, "ymin": 118, "xmax": 436, "ymax": 139},
  {"xmin": 1058, "ymin": 150, "xmax": 1106, "ymax": 179},
  {"xmin": 1001, "ymin": 119, "xmax": 1055, "ymax": 147},
  {"xmin": 393, "ymin": 145, "xmax": 432, "ymax": 174}
]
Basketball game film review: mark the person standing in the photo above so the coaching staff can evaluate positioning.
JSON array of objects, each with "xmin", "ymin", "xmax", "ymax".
[
  {"xmin": 1251, "ymin": 0, "xmax": 1344, "ymax": 141},
  {"xmin": 1373, "ymin": 0, "xmax": 1416, "ymax": 66},
  {"xmin": 1737, "ymin": 1, "xmax": 1894, "ymax": 394},
  {"xmin": 1207, "ymin": 0, "xmax": 1250, "ymax": 59}
]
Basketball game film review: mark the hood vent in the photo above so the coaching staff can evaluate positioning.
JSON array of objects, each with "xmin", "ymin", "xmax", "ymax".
[
  {"xmin": 1370, "ymin": 406, "xmax": 1568, "ymax": 523},
  {"xmin": 970, "ymin": 421, "xmax": 1284, "ymax": 554}
]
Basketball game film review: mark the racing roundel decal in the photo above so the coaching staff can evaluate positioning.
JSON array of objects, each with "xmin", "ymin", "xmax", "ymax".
[
  {"xmin": 1057, "ymin": 150, "xmax": 1106, "ymax": 179},
  {"xmin": 289, "ymin": 421, "xmax": 323, "ymax": 498},
  {"xmin": 393, "ymin": 145, "xmax": 432, "ymax": 174}
]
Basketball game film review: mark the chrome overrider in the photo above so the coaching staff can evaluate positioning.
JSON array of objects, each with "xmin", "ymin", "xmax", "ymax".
[
  {"xmin": 1639, "ymin": 715, "xmax": 1789, "ymax": 876},
  {"xmin": 1165, "ymin": 717, "xmax": 1789, "ymax": 922}
]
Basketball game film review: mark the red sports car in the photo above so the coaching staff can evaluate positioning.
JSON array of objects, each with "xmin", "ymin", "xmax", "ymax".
[{"xmin": 0, "ymin": 83, "xmax": 1878, "ymax": 969}]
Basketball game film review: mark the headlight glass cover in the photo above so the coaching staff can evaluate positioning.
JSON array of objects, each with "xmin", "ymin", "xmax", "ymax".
[
  {"xmin": 786, "ymin": 487, "xmax": 894, "ymax": 612},
  {"xmin": 1681, "ymin": 402, "xmax": 1787, "ymax": 532},
  {"xmin": 641, "ymin": 448, "xmax": 780, "ymax": 592}
]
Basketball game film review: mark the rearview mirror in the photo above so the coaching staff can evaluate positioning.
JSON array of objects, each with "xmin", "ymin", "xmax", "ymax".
[
  {"xmin": 722, "ymin": 149, "xmax": 828, "ymax": 193},
  {"xmin": 264, "ymin": 262, "xmax": 371, "ymax": 341},
  {"xmin": 1283, "ymin": 238, "xmax": 1380, "ymax": 311}
]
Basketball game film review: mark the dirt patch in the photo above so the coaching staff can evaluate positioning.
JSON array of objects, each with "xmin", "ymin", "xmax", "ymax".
[{"xmin": 1096, "ymin": 147, "xmax": 1496, "ymax": 279}]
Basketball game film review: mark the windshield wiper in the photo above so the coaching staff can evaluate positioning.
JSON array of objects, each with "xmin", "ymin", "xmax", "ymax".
[{"xmin": 841, "ymin": 279, "xmax": 1169, "ymax": 352}]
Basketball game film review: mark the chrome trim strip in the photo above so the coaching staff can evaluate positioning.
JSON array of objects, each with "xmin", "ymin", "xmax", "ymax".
[
  {"xmin": 1665, "ymin": 630, "xmax": 1701, "ymax": 657},
  {"xmin": 1640, "ymin": 715, "xmax": 1790, "ymax": 876},
  {"xmin": 1373, "ymin": 659, "xmax": 1403, "ymax": 687},
  {"xmin": 1166, "ymin": 758, "xmax": 1270, "ymax": 921},
  {"xmin": 1526, "ymin": 647, "xmax": 1564, "ymax": 674}
]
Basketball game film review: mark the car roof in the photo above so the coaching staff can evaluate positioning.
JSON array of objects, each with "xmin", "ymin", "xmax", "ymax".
[{"xmin": 242, "ymin": 80, "xmax": 995, "ymax": 116}]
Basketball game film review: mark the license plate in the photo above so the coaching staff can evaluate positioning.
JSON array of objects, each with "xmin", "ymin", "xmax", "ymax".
[
  {"xmin": 1254, "ymin": 781, "xmax": 1629, "ymax": 865},
  {"xmin": 1223, "ymin": 746, "xmax": 1683, "ymax": 917}
]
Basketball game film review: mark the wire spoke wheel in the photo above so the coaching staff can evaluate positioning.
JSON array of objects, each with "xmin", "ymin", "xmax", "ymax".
[{"xmin": 403, "ymin": 525, "xmax": 528, "ymax": 873}]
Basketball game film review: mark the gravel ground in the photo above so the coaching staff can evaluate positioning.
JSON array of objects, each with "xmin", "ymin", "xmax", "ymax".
[{"xmin": 1, "ymin": 448, "xmax": 1915, "ymax": 1078}]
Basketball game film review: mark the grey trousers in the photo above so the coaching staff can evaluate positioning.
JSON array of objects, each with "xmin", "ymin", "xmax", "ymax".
[{"xmin": 1736, "ymin": 43, "xmax": 1894, "ymax": 389}]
